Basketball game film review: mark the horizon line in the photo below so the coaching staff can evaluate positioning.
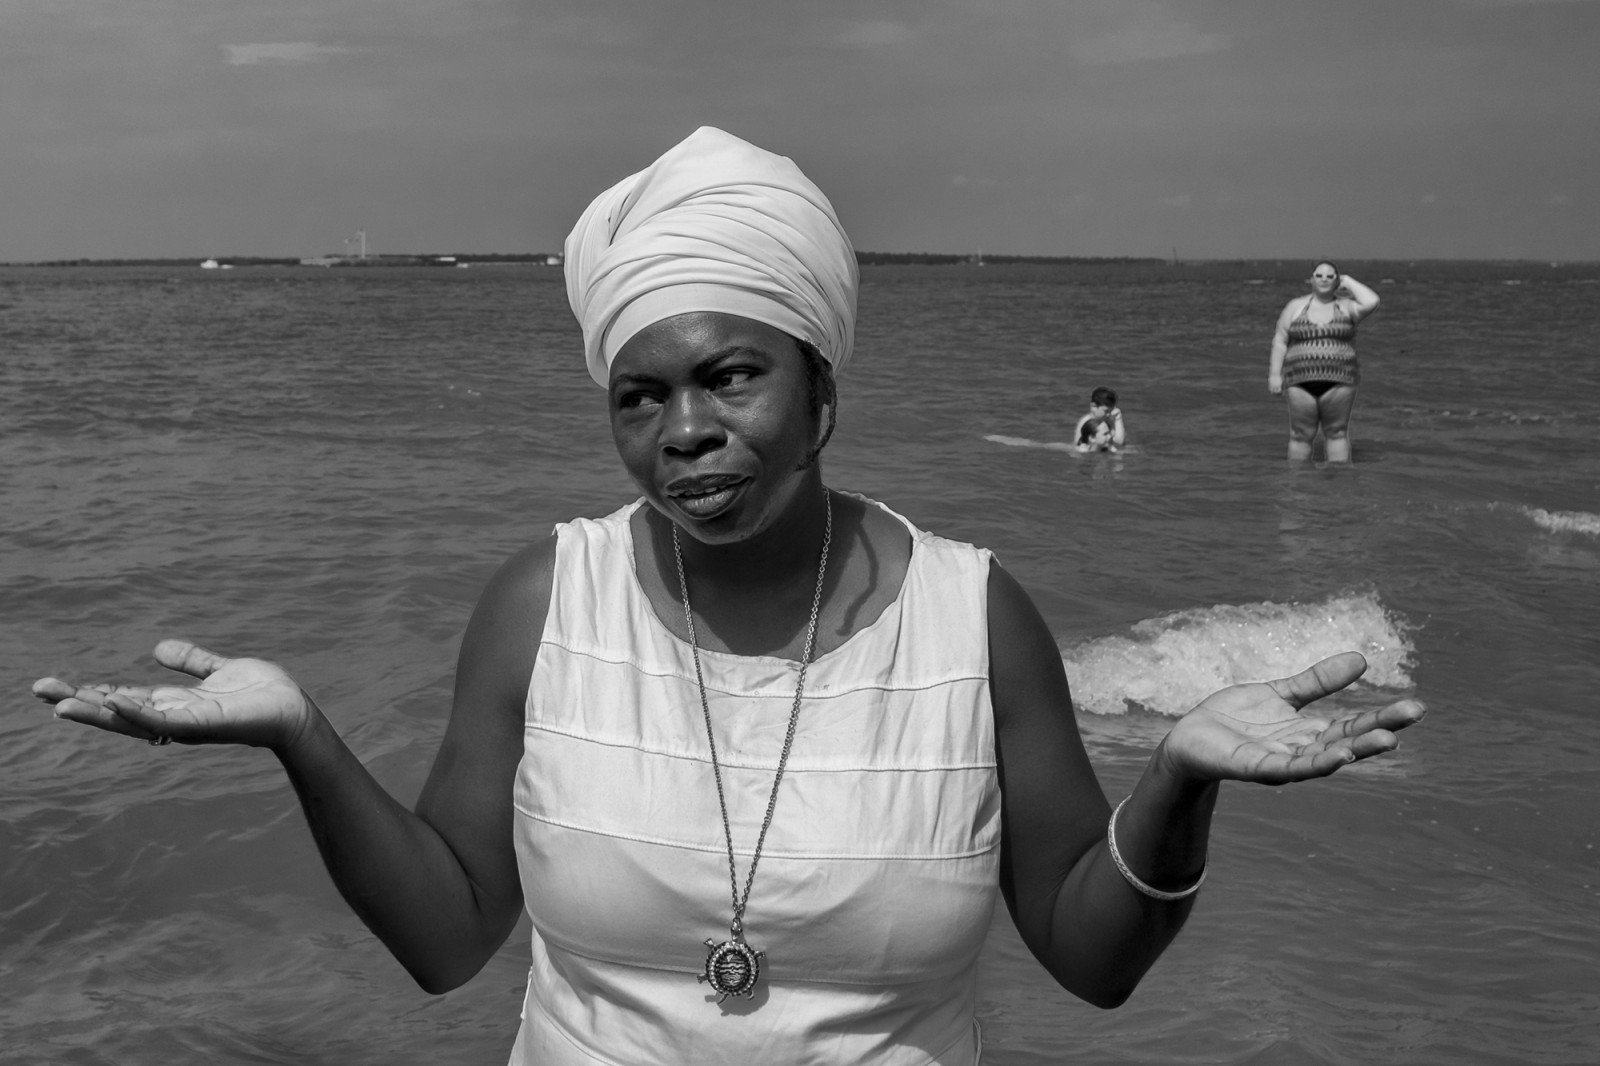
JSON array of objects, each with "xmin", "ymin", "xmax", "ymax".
[{"xmin": 6, "ymin": 252, "xmax": 1599, "ymax": 267}]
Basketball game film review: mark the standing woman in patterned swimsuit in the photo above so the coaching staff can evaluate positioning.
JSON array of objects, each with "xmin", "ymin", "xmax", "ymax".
[{"xmin": 1267, "ymin": 261, "xmax": 1381, "ymax": 462}]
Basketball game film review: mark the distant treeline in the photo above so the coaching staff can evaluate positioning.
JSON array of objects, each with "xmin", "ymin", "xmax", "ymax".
[
  {"xmin": 26, "ymin": 256, "xmax": 306, "ymax": 267},
  {"xmin": 18, "ymin": 253, "xmax": 561, "ymax": 267},
  {"xmin": 854, "ymin": 252, "xmax": 1164, "ymax": 266},
  {"xmin": 26, "ymin": 252, "xmax": 1155, "ymax": 267},
  {"xmin": 11, "ymin": 254, "xmax": 1597, "ymax": 284}
]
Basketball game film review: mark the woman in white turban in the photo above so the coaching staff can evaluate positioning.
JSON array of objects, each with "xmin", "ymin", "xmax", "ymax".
[{"xmin": 37, "ymin": 127, "xmax": 1424, "ymax": 1065}]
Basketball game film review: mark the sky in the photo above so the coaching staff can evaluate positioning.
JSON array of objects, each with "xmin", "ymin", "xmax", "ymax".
[{"xmin": 3, "ymin": 0, "xmax": 1597, "ymax": 261}]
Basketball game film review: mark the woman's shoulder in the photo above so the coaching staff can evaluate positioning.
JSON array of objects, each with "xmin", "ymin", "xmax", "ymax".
[
  {"xmin": 476, "ymin": 535, "xmax": 560, "ymax": 626},
  {"xmin": 841, "ymin": 491, "xmax": 979, "ymax": 556},
  {"xmin": 828, "ymin": 492, "xmax": 990, "ymax": 626},
  {"xmin": 844, "ymin": 493, "xmax": 995, "ymax": 582},
  {"xmin": 556, "ymin": 499, "xmax": 642, "ymax": 540},
  {"xmin": 453, "ymin": 534, "xmax": 558, "ymax": 710},
  {"xmin": 835, "ymin": 490, "xmax": 916, "ymax": 570},
  {"xmin": 507, "ymin": 500, "xmax": 646, "ymax": 605}
]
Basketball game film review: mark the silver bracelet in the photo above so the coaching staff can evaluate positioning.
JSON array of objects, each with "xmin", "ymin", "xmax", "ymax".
[{"xmin": 1106, "ymin": 797, "xmax": 1206, "ymax": 901}]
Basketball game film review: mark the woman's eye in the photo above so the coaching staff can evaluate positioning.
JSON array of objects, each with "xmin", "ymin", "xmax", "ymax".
[
  {"xmin": 711, "ymin": 369, "xmax": 754, "ymax": 389},
  {"xmin": 615, "ymin": 390, "xmax": 660, "ymax": 410}
]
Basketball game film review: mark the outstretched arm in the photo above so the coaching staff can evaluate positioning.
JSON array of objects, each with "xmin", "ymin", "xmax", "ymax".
[
  {"xmin": 987, "ymin": 563, "xmax": 1424, "ymax": 1007},
  {"xmin": 33, "ymin": 537, "xmax": 555, "ymax": 993}
]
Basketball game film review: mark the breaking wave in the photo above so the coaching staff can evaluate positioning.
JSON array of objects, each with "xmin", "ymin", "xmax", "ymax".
[
  {"xmin": 1521, "ymin": 507, "xmax": 1600, "ymax": 536},
  {"xmin": 1062, "ymin": 590, "xmax": 1416, "ymax": 717}
]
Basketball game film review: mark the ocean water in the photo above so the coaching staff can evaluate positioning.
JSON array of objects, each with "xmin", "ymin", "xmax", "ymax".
[{"xmin": 3, "ymin": 262, "xmax": 1598, "ymax": 1065}]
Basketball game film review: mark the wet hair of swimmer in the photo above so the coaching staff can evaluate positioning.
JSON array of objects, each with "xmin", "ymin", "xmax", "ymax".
[
  {"xmin": 1077, "ymin": 419, "xmax": 1101, "ymax": 446},
  {"xmin": 1090, "ymin": 386, "xmax": 1117, "ymax": 408},
  {"xmin": 1312, "ymin": 260, "xmax": 1341, "ymax": 280},
  {"xmin": 797, "ymin": 339, "xmax": 837, "ymax": 469}
]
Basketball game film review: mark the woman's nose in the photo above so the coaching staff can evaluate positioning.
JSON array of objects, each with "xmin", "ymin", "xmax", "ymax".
[{"xmin": 661, "ymin": 389, "xmax": 725, "ymax": 457}]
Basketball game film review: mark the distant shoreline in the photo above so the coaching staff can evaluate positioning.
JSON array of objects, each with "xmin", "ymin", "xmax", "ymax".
[
  {"xmin": 9, "ymin": 251, "xmax": 1160, "ymax": 268},
  {"xmin": 4, "ymin": 253, "xmax": 563, "ymax": 268},
  {"xmin": 5, "ymin": 253, "xmax": 1597, "ymax": 276}
]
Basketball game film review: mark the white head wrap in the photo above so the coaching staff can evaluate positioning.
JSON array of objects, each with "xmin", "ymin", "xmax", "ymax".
[{"xmin": 564, "ymin": 126, "xmax": 859, "ymax": 387}]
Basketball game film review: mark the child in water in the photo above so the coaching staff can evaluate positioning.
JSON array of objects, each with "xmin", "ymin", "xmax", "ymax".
[
  {"xmin": 1076, "ymin": 418, "xmax": 1116, "ymax": 453},
  {"xmin": 1074, "ymin": 387, "xmax": 1125, "ymax": 452}
]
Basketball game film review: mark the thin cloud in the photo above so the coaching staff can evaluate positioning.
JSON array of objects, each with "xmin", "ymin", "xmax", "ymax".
[
  {"xmin": 223, "ymin": 43, "xmax": 360, "ymax": 67},
  {"xmin": 834, "ymin": 20, "xmax": 915, "ymax": 49},
  {"xmin": 1068, "ymin": 9, "xmax": 1230, "ymax": 65}
]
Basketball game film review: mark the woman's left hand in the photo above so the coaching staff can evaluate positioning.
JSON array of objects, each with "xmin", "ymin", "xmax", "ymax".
[{"xmin": 1160, "ymin": 652, "xmax": 1424, "ymax": 785}]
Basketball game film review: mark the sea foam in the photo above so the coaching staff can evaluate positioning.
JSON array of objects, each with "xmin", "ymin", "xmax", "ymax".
[
  {"xmin": 1522, "ymin": 507, "xmax": 1600, "ymax": 536},
  {"xmin": 982, "ymin": 433, "xmax": 1074, "ymax": 452},
  {"xmin": 1062, "ymin": 591, "xmax": 1415, "ymax": 717}
]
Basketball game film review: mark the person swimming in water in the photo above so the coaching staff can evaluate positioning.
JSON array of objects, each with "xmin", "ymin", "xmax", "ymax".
[
  {"xmin": 1076, "ymin": 417, "xmax": 1116, "ymax": 453},
  {"xmin": 1073, "ymin": 387, "xmax": 1125, "ymax": 453}
]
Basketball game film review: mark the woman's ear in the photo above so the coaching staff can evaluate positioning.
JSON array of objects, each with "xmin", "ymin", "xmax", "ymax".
[
  {"xmin": 801, "ymin": 358, "xmax": 837, "ymax": 469},
  {"xmin": 812, "ymin": 366, "xmax": 837, "ymax": 454}
]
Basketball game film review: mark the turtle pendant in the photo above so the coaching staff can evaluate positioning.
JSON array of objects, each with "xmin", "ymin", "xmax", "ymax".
[{"xmin": 700, "ymin": 934, "xmax": 764, "ymax": 1002}]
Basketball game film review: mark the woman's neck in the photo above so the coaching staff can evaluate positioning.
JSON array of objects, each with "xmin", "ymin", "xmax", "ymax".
[
  {"xmin": 656, "ymin": 475, "xmax": 831, "ymax": 597},
  {"xmin": 639, "ymin": 474, "xmax": 834, "ymax": 658}
]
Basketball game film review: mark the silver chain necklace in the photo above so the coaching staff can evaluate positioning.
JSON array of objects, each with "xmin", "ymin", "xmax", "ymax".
[{"xmin": 671, "ymin": 490, "xmax": 832, "ymax": 1003}]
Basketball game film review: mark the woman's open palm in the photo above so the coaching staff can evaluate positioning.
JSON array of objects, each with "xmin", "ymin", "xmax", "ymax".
[
  {"xmin": 34, "ymin": 640, "xmax": 309, "ymax": 750},
  {"xmin": 1163, "ymin": 652, "xmax": 1425, "ymax": 784}
]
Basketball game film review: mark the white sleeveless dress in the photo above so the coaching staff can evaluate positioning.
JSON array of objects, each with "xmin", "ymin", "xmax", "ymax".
[{"xmin": 510, "ymin": 495, "xmax": 1000, "ymax": 1065}]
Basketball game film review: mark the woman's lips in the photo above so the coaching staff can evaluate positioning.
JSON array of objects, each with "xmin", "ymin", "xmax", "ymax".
[{"xmin": 669, "ymin": 477, "xmax": 747, "ymax": 519}]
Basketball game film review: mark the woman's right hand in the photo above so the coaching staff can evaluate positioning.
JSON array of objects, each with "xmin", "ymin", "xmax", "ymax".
[
  {"xmin": 1268, "ymin": 372, "xmax": 1283, "ymax": 395},
  {"xmin": 34, "ymin": 640, "xmax": 314, "ymax": 751}
]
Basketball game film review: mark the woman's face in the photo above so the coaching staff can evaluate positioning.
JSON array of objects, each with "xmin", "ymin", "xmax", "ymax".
[
  {"xmin": 608, "ymin": 311, "xmax": 823, "ymax": 545},
  {"xmin": 1309, "ymin": 262, "xmax": 1340, "ymax": 295}
]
